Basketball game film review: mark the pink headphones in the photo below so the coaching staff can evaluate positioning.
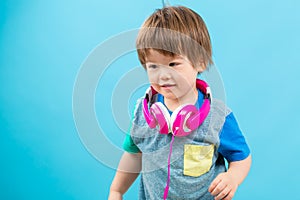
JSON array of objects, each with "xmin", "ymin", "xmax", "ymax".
[{"xmin": 142, "ymin": 79, "xmax": 211, "ymax": 137}]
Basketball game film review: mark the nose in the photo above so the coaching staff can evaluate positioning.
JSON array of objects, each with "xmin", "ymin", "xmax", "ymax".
[{"xmin": 158, "ymin": 66, "xmax": 172, "ymax": 80}]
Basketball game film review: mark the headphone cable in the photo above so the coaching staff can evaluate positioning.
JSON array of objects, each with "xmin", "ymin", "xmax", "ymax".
[{"xmin": 163, "ymin": 131, "xmax": 176, "ymax": 200}]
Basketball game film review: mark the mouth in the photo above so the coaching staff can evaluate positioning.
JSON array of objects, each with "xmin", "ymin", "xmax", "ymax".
[{"xmin": 160, "ymin": 84, "xmax": 176, "ymax": 89}]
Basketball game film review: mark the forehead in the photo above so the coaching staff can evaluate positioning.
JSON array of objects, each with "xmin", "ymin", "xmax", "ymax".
[{"xmin": 145, "ymin": 49, "xmax": 183, "ymax": 63}]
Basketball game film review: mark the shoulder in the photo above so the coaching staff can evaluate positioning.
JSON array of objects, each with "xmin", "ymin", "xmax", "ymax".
[
  {"xmin": 131, "ymin": 97, "xmax": 147, "ymax": 126},
  {"xmin": 210, "ymin": 98, "xmax": 232, "ymax": 117}
]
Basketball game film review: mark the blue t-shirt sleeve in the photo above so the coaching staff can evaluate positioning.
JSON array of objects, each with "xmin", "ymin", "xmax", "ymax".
[{"xmin": 218, "ymin": 112, "xmax": 250, "ymax": 162}]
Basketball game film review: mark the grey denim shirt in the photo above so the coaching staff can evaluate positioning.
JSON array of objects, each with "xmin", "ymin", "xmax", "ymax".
[{"xmin": 130, "ymin": 96, "xmax": 231, "ymax": 200}]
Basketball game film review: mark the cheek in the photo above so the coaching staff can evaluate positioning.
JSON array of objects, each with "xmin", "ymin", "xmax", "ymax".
[
  {"xmin": 185, "ymin": 70, "xmax": 198, "ymax": 81},
  {"xmin": 147, "ymin": 71, "xmax": 158, "ymax": 83},
  {"xmin": 174, "ymin": 70, "xmax": 198, "ymax": 83}
]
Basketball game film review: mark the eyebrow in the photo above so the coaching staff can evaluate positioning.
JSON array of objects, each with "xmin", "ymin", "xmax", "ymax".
[
  {"xmin": 145, "ymin": 62, "xmax": 158, "ymax": 65},
  {"xmin": 145, "ymin": 56, "xmax": 184, "ymax": 63}
]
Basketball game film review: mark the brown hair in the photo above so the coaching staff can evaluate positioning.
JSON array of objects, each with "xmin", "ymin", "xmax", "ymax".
[{"xmin": 136, "ymin": 6, "xmax": 213, "ymax": 70}]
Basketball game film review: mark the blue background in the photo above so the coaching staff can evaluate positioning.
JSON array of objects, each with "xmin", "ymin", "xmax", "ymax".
[{"xmin": 1, "ymin": 0, "xmax": 299, "ymax": 199}]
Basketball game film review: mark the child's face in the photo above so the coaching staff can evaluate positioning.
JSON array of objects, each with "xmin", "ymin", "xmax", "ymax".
[{"xmin": 145, "ymin": 49, "xmax": 203, "ymax": 104}]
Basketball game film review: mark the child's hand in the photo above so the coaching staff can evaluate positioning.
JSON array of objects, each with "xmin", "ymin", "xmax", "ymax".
[
  {"xmin": 208, "ymin": 172, "xmax": 238, "ymax": 200},
  {"xmin": 108, "ymin": 191, "xmax": 123, "ymax": 200}
]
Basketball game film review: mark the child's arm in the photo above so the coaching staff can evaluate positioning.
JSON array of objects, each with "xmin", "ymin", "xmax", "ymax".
[
  {"xmin": 208, "ymin": 154, "xmax": 252, "ymax": 200},
  {"xmin": 108, "ymin": 152, "xmax": 142, "ymax": 200}
]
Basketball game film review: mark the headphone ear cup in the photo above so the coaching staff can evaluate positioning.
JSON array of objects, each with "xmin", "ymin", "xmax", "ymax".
[
  {"xmin": 171, "ymin": 105, "xmax": 199, "ymax": 137},
  {"xmin": 186, "ymin": 99, "xmax": 210, "ymax": 130},
  {"xmin": 150, "ymin": 102, "xmax": 171, "ymax": 134}
]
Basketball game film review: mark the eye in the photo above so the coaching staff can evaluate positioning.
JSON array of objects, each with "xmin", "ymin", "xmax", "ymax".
[
  {"xmin": 146, "ymin": 64, "xmax": 158, "ymax": 69},
  {"xmin": 169, "ymin": 62, "xmax": 180, "ymax": 67}
]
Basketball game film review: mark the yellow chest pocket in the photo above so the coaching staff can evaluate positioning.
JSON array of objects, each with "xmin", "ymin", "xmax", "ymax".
[{"xmin": 183, "ymin": 144, "xmax": 214, "ymax": 177}]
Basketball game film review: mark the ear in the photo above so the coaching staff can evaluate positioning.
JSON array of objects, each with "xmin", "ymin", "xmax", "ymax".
[{"xmin": 195, "ymin": 62, "xmax": 206, "ymax": 73}]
